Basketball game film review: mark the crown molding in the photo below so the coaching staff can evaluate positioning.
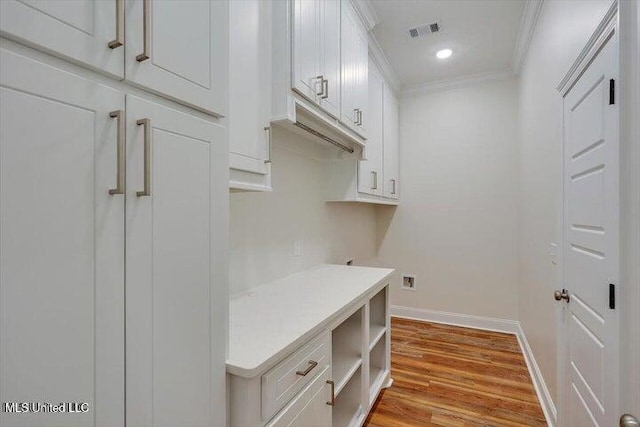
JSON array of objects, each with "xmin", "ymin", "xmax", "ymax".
[
  {"xmin": 351, "ymin": 0, "xmax": 380, "ymax": 32},
  {"xmin": 512, "ymin": 0, "xmax": 544, "ymax": 74},
  {"xmin": 556, "ymin": 0, "xmax": 618, "ymax": 95},
  {"xmin": 368, "ymin": 34, "xmax": 402, "ymax": 93},
  {"xmin": 400, "ymin": 69, "xmax": 515, "ymax": 96},
  {"xmin": 352, "ymin": 0, "xmax": 401, "ymax": 93}
]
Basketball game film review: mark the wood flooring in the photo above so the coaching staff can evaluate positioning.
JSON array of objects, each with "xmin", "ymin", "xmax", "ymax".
[{"xmin": 364, "ymin": 318, "xmax": 547, "ymax": 427}]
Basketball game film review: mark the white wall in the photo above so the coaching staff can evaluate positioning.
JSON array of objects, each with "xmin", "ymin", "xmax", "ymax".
[
  {"xmin": 230, "ymin": 127, "xmax": 378, "ymax": 295},
  {"xmin": 517, "ymin": 0, "xmax": 612, "ymax": 407},
  {"xmin": 374, "ymin": 79, "xmax": 519, "ymax": 320}
]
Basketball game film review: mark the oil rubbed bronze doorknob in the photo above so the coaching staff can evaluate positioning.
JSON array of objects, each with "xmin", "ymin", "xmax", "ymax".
[{"xmin": 554, "ymin": 289, "xmax": 570, "ymax": 302}]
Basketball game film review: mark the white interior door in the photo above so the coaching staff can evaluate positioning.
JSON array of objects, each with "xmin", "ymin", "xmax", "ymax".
[
  {"xmin": 560, "ymin": 32, "xmax": 619, "ymax": 427},
  {"xmin": 0, "ymin": 48, "xmax": 125, "ymax": 427},
  {"xmin": 0, "ymin": 0, "xmax": 124, "ymax": 78},
  {"xmin": 125, "ymin": 95, "xmax": 226, "ymax": 427},
  {"xmin": 125, "ymin": 0, "xmax": 227, "ymax": 115}
]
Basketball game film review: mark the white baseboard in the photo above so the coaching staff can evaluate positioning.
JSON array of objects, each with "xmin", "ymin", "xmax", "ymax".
[
  {"xmin": 390, "ymin": 305, "xmax": 557, "ymax": 427},
  {"xmin": 390, "ymin": 305, "xmax": 520, "ymax": 334},
  {"xmin": 516, "ymin": 323, "xmax": 558, "ymax": 427}
]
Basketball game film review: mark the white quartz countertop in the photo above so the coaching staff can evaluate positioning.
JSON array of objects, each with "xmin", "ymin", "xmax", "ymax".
[{"xmin": 227, "ymin": 264, "xmax": 394, "ymax": 377}]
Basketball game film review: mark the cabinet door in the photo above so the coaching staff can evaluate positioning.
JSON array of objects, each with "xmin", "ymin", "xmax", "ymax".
[
  {"xmin": 318, "ymin": 0, "xmax": 341, "ymax": 118},
  {"xmin": 125, "ymin": 96, "xmax": 227, "ymax": 427},
  {"xmin": 229, "ymin": 0, "xmax": 271, "ymax": 190},
  {"xmin": 266, "ymin": 367, "xmax": 332, "ymax": 427},
  {"xmin": 125, "ymin": 0, "xmax": 227, "ymax": 115},
  {"xmin": 0, "ymin": 0, "xmax": 124, "ymax": 78},
  {"xmin": 0, "ymin": 48, "xmax": 124, "ymax": 427},
  {"xmin": 340, "ymin": 0, "xmax": 367, "ymax": 136},
  {"xmin": 358, "ymin": 59, "xmax": 384, "ymax": 197},
  {"xmin": 340, "ymin": 0, "xmax": 358, "ymax": 131},
  {"xmin": 383, "ymin": 85, "xmax": 399, "ymax": 199},
  {"xmin": 292, "ymin": 0, "xmax": 322, "ymax": 102},
  {"xmin": 354, "ymin": 26, "xmax": 369, "ymax": 138}
]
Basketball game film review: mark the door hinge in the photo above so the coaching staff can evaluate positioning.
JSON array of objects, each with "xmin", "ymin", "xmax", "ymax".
[
  {"xmin": 609, "ymin": 79, "xmax": 615, "ymax": 105},
  {"xmin": 609, "ymin": 283, "xmax": 616, "ymax": 309}
]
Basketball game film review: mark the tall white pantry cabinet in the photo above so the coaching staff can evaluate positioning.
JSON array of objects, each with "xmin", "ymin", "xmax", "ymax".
[{"xmin": 0, "ymin": 1, "xmax": 229, "ymax": 427}]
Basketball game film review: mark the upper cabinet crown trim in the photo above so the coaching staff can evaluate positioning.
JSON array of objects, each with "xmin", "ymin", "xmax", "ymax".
[{"xmin": 351, "ymin": 0, "xmax": 380, "ymax": 32}]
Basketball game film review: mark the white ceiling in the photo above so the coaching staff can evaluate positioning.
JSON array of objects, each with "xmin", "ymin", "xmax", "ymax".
[{"xmin": 369, "ymin": 0, "xmax": 526, "ymax": 89}]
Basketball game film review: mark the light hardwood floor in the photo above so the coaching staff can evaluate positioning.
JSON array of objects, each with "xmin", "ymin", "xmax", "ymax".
[{"xmin": 365, "ymin": 318, "xmax": 547, "ymax": 427}]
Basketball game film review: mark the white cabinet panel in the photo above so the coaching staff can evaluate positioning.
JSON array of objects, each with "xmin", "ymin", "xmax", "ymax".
[
  {"xmin": 340, "ymin": 0, "xmax": 368, "ymax": 137},
  {"xmin": 292, "ymin": 0, "xmax": 321, "ymax": 102},
  {"xmin": 383, "ymin": 85, "xmax": 399, "ymax": 199},
  {"xmin": 0, "ymin": 0, "xmax": 124, "ymax": 78},
  {"xmin": 318, "ymin": 0, "xmax": 341, "ymax": 118},
  {"xmin": 125, "ymin": 96, "xmax": 226, "ymax": 427},
  {"xmin": 125, "ymin": 0, "xmax": 227, "ymax": 115},
  {"xmin": 358, "ymin": 58, "xmax": 384, "ymax": 196},
  {"xmin": 292, "ymin": 0, "xmax": 341, "ymax": 119},
  {"xmin": 229, "ymin": 0, "xmax": 271, "ymax": 191},
  {"xmin": 0, "ymin": 48, "xmax": 124, "ymax": 427}
]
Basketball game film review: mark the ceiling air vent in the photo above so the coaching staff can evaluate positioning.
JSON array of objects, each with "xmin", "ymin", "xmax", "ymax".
[{"xmin": 408, "ymin": 21, "xmax": 441, "ymax": 39}]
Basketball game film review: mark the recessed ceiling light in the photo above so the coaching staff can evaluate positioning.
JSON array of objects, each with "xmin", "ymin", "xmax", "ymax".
[{"xmin": 436, "ymin": 49, "xmax": 453, "ymax": 59}]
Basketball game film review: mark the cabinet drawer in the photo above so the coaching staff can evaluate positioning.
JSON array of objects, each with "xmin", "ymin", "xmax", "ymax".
[
  {"xmin": 266, "ymin": 366, "xmax": 331, "ymax": 427},
  {"xmin": 262, "ymin": 331, "xmax": 331, "ymax": 421}
]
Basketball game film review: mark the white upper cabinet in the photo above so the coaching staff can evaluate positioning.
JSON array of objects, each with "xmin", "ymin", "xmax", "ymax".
[
  {"xmin": 229, "ymin": 0, "xmax": 272, "ymax": 191},
  {"xmin": 125, "ymin": 0, "xmax": 228, "ymax": 115},
  {"xmin": 292, "ymin": 0, "xmax": 341, "ymax": 118},
  {"xmin": 0, "ymin": 0, "xmax": 228, "ymax": 116},
  {"xmin": 292, "ymin": 0, "xmax": 322, "ymax": 102},
  {"xmin": 0, "ymin": 0, "xmax": 124, "ymax": 78},
  {"xmin": 318, "ymin": 0, "xmax": 341, "ymax": 118},
  {"xmin": 340, "ymin": 0, "xmax": 368, "ymax": 137},
  {"xmin": 0, "ymin": 48, "xmax": 125, "ymax": 427},
  {"xmin": 358, "ymin": 58, "xmax": 384, "ymax": 197},
  {"xmin": 383, "ymin": 85, "xmax": 399, "ymax": 199}
]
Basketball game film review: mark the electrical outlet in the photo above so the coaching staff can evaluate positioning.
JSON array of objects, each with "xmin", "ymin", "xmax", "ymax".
[
  {"xmin": 293, "ymin": 239, "xmax": 303, "ymax": 257},
  {"xmin": 402, "ymin": 275, "xmax": 416, "ymax": 291}
]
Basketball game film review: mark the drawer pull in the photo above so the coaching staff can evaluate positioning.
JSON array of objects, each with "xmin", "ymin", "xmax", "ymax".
[
  {"xmin": 296, "ymin": 360, "xmax": 318, "ymax": 376},
  {"xmin": 326, "ymin": 380, "xmax": 335, "ymax": 406}
]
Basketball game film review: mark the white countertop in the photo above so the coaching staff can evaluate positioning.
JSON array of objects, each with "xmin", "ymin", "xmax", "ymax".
[{"xmin": 227, "ymin": 264, "xmax": 394, "ymax": 378}]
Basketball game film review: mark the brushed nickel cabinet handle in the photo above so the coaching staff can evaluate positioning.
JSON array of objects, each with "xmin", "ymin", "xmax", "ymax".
[
  {"xmin": 108, "ymin": 110, "xmax": 125, "ymax": 195},
  {"xmin": 264, "ymin": 126, "xmax": 272, "ymax": 164},
  {"xmin": 321, "ymin": 78, "xmax": 328, "ymax": 99},
  {"xmin": 372, "ymin": 171, "xmax": 378, "ymax": 190},
  {"xmin": 326, "ymin": 380, "xmax": 335, "ymax": 406},
  {"xmin": 391, "ymin": 178, "xmax": 396, "ymax": 195},
  {"xmin": 296, "ymin": 360, "xmax": 318, "ymax": 376},
  {"xmin": 315, "ymin": 75, "xmax": 324, "ymax": 96},
  {"xmin": 108, "ymin": 0, "xmax": 124, "ymax": 49},
  {"xmin": 136, "ymin": 0, "xmax": 151, "ymax": 61},
  {"xmin": 359, "ymin": 109, "xmax": 363, "ymax": 125},
  {"xmin": 136, "ymin": 118, "xmax": 151, "ymax": 197},
  {"xmin": 354, "ymin": 108, "xmax": 360, "ymax": 125}
]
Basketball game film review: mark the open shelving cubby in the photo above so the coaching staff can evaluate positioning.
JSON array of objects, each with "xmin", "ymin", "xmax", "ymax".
[
  {"xmin": 332, "ymin": 307, "xmax": 364, "ymax": 395},
  {"xmin": 369, "ymin": 330, "xmax": 388, "ymax": 404},
  {"xmin": 369, "ymin": 287, "xmax": 387, "ymax": 350},
  {"xmin": 333, "ymin": 365, "xmax": 364, "ymax": 427}
]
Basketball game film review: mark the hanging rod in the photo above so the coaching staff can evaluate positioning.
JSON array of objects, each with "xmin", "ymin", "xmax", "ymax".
[{"xmin": 293, "ymin": 121, "xmax": 355, "ymax": 154}]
